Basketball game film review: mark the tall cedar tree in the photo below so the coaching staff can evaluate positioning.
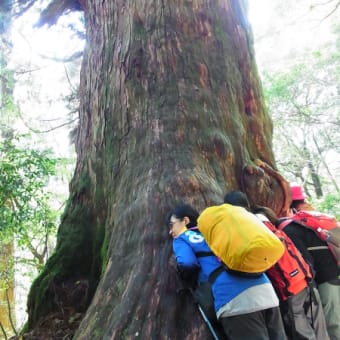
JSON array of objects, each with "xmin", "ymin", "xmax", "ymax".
[{"xmin": 26, "ymin": 0, "xmax": 291, "ymax": 338}]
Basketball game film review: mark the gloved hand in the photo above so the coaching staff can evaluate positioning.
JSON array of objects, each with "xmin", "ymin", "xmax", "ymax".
[{"xmin": 177, "ymin": 265, "xmax": 200, "ymax": 290}]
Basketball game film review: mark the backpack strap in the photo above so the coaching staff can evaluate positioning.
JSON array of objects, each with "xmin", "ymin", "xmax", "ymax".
[
  {"xmin": 207, "ymin": 263, "xmax": 264, "ymax": 286},
  {"xmin": 277, "ymin": 218, "xmax": 293, "ymax": 230},
  {"xmin": 195, "ymin": 251, "xmax": 223, "ymax": 283},
  {"xmin": 196, "ymin": 251, "xmax": 215, "ymax": 257},
  {"xmin": 208, "ymin": 266, "xmax": 225, "ymax": 285},
  {"xmin": 188, "ymin": 227, "xmax": 215, "ymax": 259},
  {"xmin": 188, "ymin": 227, "xmax": 226, "ymax": 284}
]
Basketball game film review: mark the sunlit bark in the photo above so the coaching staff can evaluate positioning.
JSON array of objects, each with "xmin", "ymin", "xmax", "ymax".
[{"xmin": 0, "ymin": 243, "xmax": 15, "ymax": 338}]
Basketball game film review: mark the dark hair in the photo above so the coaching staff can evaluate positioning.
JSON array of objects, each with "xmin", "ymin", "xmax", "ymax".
[
  {"xmin": 165, "ymin": 204, "xmax": 199, "ymax": 228},
  {"xmin": 223, "ymin": 190, "xmax": 250, "ymax": 209},
  {"xmin": 290, "ymin": 199, "xmax": 305, "ymax": 210}
]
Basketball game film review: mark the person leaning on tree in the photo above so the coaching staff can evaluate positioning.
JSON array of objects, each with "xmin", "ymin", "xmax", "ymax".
[
  {"xmin": 223, "ymin": 190, "xmax": 330, "ymax": 340},
  {"xmin": 166, "ymin": 203, "xmax": 287, "ymax": 340},
  {"xmin": 281, "ymin": 185, "xmax": 340, "ymax": 340}
]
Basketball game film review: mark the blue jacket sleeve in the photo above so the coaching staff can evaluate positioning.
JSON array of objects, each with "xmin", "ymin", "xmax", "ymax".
[
  {"xmin": 173, "ymin": 235, "xmax": 200, "ymax": 287},
  {"xmin": 173, "ymin": 235, "xmax": 200, "ymax": 270}
]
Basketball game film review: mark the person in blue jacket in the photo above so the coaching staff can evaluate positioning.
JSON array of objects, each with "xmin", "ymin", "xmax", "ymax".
[{"xmin": 167, "ymin": 204, "xmax": 287, "ymax": 340}]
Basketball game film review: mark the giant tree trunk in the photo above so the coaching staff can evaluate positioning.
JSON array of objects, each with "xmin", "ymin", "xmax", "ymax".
[{"xmin": 27, "ymin": 0, "xmax": 290, "ymax": 338}]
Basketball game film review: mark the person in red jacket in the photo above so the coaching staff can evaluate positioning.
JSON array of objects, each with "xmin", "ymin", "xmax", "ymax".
[{"xmin": 282, "ymin": 185, "xmax": 340, "ymax": 340}]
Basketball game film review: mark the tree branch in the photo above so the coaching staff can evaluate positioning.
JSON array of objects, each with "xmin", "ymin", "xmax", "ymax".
[
  {"xmin": 0, "ymin": 321, "xmax": 8, "ymax": 340},
  {"xmin": 35, "ymin": 0, "xmax": 83, "ymax": 28},
  {"xmin": 5, "ymin": 289, "xmax": 18, "ymax": 336}
]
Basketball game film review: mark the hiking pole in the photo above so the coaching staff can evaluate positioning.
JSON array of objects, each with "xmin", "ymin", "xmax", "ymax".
[
  {"xmin": 308, "ymin": 283, "xmax": 318, "ymax": 330},
  {"xmin": 196, "ymin": 303, "xmax": 220, "ymax": 340},
  {"xmin": 187, "ymin": 287, "xmax": 220, "ymax": 340},
  {"xmin": 178, "ymin": 287, "xmax": 220, "ymax": 340}
]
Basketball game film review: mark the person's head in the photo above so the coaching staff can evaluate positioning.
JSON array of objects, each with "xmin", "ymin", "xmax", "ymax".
[
  {"xmin": 290, "ymin": 199, "xmax": 305, "ymax": 210},
  {"xmin": 290, "ymin": 185, "xmax": 306, "ymax": 201},
  {"xmin": 291, "ymin": 200, "xmax": 314, "ymax": 212},
  {"xmin": 223, "ymin": 190, "xmax": 250, "ymax": 209},
  {"xmin": 290, "ymin": 185, "xmax": 314, "ymax": 211},
  {"xmin": 165, "ymin": 204, "xmax": 199, "ymax": 238}
]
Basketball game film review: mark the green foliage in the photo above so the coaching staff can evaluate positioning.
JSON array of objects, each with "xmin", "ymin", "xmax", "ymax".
[
  {"xmin": 312, "ymin": 193, "xmax": 340, "ymax": 220},
  {"xmin": 262, "ymin": 36, "xmax": 340, "ymax": 198},
  {"xmin": 0, "ymin": 136, "xmax": 63, "ymax": 270}
]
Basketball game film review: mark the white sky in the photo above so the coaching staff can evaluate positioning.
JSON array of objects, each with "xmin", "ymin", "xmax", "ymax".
[
  {"xmin": 9, "ymin": 11, "xmax": 84, "ymax": 157},
  {"xmin": 248, "ymin": 0, "xmax": 338, "ymax": 72}
]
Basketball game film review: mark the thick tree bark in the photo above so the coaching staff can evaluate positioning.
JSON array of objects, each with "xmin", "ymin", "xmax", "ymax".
[{"xmin": 27, "ymin": 0, "xmax": 290, "ymax": 338}]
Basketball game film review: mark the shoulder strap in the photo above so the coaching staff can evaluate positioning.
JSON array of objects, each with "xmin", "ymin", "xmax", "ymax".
[
  {"xmin": 188, "ymin": 227, "xmax": 215, "ymax": 258},
  {"xmin": 188, "ymin": 227, "xmax": 221, "ymax": 275},
  {"xmin": 208, "ymin": 266, "xmax": 225, "ymax": 284},
  {"xmin": 196, "ymin": 251, "xmax": 215, "ymax": 257},
  {"xmin": 277, "ymin": 218, "xmax": 293, "ymax": 230}
]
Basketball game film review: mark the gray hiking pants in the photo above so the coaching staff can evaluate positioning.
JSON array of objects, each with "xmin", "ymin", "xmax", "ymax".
[
  {"xmin": 318, "ymin": 281, "xmax": 340, "ymax": 340},
  {"xmin": 288, "ymin": 286, "xmax": 329, "ymax": 340}
]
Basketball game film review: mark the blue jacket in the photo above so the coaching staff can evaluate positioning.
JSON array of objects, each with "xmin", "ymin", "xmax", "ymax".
[{"xmin": 173, "ymin": 229, "xmax": 271, "ymax": 312}]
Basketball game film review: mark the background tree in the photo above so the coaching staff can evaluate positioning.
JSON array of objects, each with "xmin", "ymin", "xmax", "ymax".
[
  {"xmin": 263, "ymin": 47, "xmax": 340, "ymax": 194},
  {"xmin": 0, "ymin": 137, "xmax": 61, "ymax": 270},
  {"xmin": 256, "ymin": 3, "xmax": 340, "ymax": 216},
  {"xmin": 0, "ymin": 1, "xmax": 77, "ymax": 335},
  {"xmin": 21, "ymin": 1, "xmax": 292, "ymax": 339},
  {"xmin": 0, "ymin": 5, "xmax": 20, "ymax": 337},
  {"xmin": 0, "ymin": 129, "xmax": 65, "ymax": 339}
]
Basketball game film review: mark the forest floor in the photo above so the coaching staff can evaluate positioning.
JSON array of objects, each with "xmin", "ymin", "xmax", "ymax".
[
  {"xmin": 9, "ymin": 279, "xmax": 90, "ymax": 339},
  {"xmin": 9, "ymin": 313, "xmax": 84, "ymax": 340},
  {"xmin": 10, "ymin": 310, "xmax": 83, "ymax": 339}
]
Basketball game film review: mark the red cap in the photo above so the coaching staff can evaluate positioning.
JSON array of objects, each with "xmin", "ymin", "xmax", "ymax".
[{"xmin": 291, "ymin": 185, "xmax": 307, "ymax": 200}]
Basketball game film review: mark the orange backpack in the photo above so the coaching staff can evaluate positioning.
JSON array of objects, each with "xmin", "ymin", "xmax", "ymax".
[{"xmin": 256, "ymin": 214, "xmax": 313, "ymax": 300}]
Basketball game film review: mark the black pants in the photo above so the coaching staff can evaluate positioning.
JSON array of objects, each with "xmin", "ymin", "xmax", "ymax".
[{"xmin": 220, "ymin": 307, "xmax": 287, "ymax": 340}]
